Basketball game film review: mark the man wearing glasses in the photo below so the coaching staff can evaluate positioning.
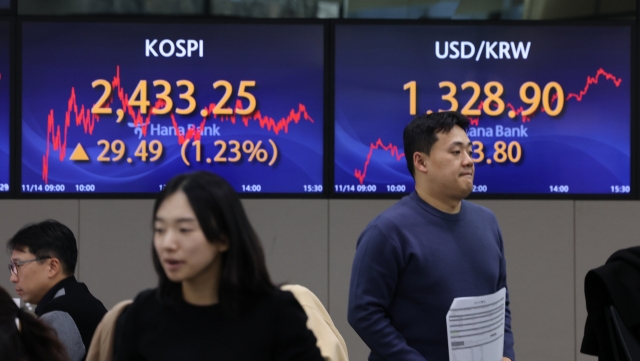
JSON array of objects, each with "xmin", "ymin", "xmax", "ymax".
[{"xmin": 8, "ymin": 219, "xmax": 107, "ymax": 361}]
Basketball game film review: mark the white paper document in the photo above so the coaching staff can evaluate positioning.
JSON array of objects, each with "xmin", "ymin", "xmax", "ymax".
[{"xmin": 446, "ymin": 287, "xmax": 506, "ymax": 361}]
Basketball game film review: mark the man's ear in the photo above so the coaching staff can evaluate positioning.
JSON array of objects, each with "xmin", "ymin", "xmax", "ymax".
[
  {"xmin": 413, "ymin": 152, "xmax": 428, "ymax": 174},
  {"xmin": 47, "ymin": 258, "xmax": 62, "ymax": 279}
]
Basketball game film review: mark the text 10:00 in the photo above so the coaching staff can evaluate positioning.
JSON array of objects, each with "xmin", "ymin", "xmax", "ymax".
[
  {"xmin": 386, "ymin": 185, "xmax": 407, "ymax": 192},
  {"xmin": 76, "ymin": 184, "xmax": 96, "ymax": 192}
]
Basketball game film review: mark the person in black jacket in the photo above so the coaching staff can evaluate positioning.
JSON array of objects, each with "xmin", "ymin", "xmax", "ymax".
[
  {"xmin": 581, "ymin": 246, "xmax": 640, "ymax": 360},
  {"xmin": 7, "ymin": 220, "xmax": 107, "ymax": 361},
  {"xmin": 113, "ymin": 171, "xmax": 324, "ymax": 361}
]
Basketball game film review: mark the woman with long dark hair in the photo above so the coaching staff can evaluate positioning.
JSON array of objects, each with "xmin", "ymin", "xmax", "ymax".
[
  {"xmin": 0, "ymin": 286, "xmax": 69, "ymax": 361},
  {"xmin": 114, "ymin": 171, "xmax": 324, "ymax": 361}
]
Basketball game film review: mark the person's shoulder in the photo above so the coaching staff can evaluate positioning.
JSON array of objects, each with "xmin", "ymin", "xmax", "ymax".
[
  {"xmin": 258, "ymin": 288, "xmax": 298, "ymax": 306},
  {"xmin": 118, "ymin": 288, "xmax": 160, "ymax": 326},
  {"xmin": 39, "ymin": 311, "xmax": 85, "ymax": 361},
  {"xmin": 38, "ymin": 286, "xmax": 94, "ymax": 315},
  {"xmin": 272, "ymin": 289, "xmax": 311, "ymax": 327},
  {"xmin": 80, "ymin": 285, "xmax": 108, "ymax": 313},
  {"xmin": 236, "ymin": 289, "xmax": 303, "ymax": 324},
  {"xmin": 384, "ymin": 194, "xmax": 417, "ymax": 216},
  {"xmin": 367, "ymin": 195, "xmax": 417, "ymax": 228},
  {"xmin": 131, "ymin": 288, "xmax": 159, "ymax": 307},
  {"xmin": 463, "ymin": 200, "xmax": 498, "ymax": 222},
  {"xmin": 280, "ymin": 284, "xmax": 319, "ymax": 309},
  {"xmin": 250, "ymin": 288, "xmax": 302, "ymax": 314},
  {"xmin": 354, "ymin": 196, "xmax": 417, "ymax": 250},
  {"xmin": 53, "ymin": 280, "xmax": 107, "ymax": 315},
  {"xmin": 40, "ymin": 309, "xmax": 77, "ymax": 328},
  {"xmin": 275, "ymin": 287, "xmax": 300, "ymax": 304},
  {"xmin": 269, "ymin": 289, "xmax": 325, "ymax": 361}
]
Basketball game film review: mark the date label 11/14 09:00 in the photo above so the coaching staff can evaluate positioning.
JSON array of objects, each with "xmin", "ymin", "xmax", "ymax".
[{"xmin": 21, "ymin": 184, "xmax": 95, "ymax": 192}]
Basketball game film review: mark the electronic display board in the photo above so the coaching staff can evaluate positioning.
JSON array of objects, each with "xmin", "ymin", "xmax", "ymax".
[
  {"xmin": 0, "ymin": 20, "xmax": 9, "ymax": 192},
  {"xmin": 334, "ymin": 24, "xmax": 632, "ymax": 196},
  {"xmin": 21, "ymin": 21, "xmax": 324, "ymax": 195},
  {"xmin": 0, "ymin": 1, "xmax": 9, "ymax": 9}
]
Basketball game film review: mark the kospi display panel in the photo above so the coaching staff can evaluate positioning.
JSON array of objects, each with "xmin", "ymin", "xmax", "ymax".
[
  {"xmin": 334, "ymin": 24, "xmax": 632, "ymax": 196},
  {"xmin": 21, "ymin": 21, "xmax": 324, "ymax": 195},
  {"xmin": 0, "ymin": 21, "xmax": 10, "ymax": 193}
]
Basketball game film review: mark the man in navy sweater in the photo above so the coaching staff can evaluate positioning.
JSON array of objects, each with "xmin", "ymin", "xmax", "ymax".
[{"xmin": 348, "ymin": 111, "xmax": 514, "ymax": 361}]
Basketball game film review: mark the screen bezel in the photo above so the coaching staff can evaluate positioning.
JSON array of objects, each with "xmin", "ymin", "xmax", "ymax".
[
  {"xmin": 0, "ymin": 16, "xmax": 15, "ymax": 199},
  {"xmin": 0, "ymin": 0, "xmax": 15, "ymax": 15}
]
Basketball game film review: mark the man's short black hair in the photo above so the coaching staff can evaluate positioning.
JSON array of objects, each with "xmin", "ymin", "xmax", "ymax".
[
  {"xmin": 6, "ymin": 220, "xmax": 77, "ymax": 275},
  {"xmin": 403, "ymin": 111, "xmax": 470, "ymax": 178}
]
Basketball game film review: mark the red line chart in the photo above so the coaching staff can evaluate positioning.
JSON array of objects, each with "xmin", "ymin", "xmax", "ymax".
[
  {"xmin": 203, "ymin": 100, "xmax": 314, "ymax": 136},
  {"xmin": 469, "ymin": 68, "xmax": 622, "ymax": 126},
  {"xmin": 353, "ymin": 68, "xmax": 622, "ymax": 184},
  {"xmin": 41, "ymin": 66, "xmax": 315, "ymax": 183},
  {"xmin": 354, "ymin": 139, "xmax": 405, "ymax": 185}
]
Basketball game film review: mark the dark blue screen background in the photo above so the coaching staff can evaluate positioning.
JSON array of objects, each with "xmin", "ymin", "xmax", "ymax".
[
  {"xmin": 0, "ymin": 21, "xmax": 9, "ymax": 191},
  {"xmin": 334, "ymin": 25, "xmax": 631, "ymax": 195},
  {"xmin": 22, "ymin": 22, "xmax": 324, "ymax": 194}
]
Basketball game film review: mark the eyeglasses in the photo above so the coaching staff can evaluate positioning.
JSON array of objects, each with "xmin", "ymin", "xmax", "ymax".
[{"xmin": 8, "ymin": 257, "xmax": 50, "ymax": 275}]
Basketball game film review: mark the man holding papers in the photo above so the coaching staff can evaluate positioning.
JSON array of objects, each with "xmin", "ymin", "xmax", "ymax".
[{"xmin": 348, "ymin": 111, "xmax": 514, "ymax": 361}]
